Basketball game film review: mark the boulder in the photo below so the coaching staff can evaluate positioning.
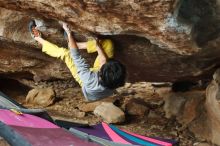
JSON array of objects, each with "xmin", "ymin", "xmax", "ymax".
[
  {"xmin": 202, "ymin": 69, "xmax": 220, "ymax": 145},
  {"xmin": 0, "ymin": 1, "xmax": 219, "ymax": 83},
  {"xmin": 94, "ymin": 102, "xmax": 125, "ymax": 124},
  {"xmin": 26, "ymin": 87, "xmax": 55, "ymax": 107},
  {"xmin": 78, "ymin": 96, "xmax": 117, "ymax": 112},
  {"xmin": 162, "ymin": 89, "xmax": 214, "ymax": 145},
  {"xmin": 125, "ymin": 98, "xmax": 149, "ymax": 116},
  {"xmin": 177, "ymin": 91, "xmax": 205, "ymax": 125},
  {"xmin": 0, "ymin": 1, "xmax": 219, "ymax": 144},
  {"xmin": 163, "ymin": 90, "xmax": 205, "ymax": 125}
]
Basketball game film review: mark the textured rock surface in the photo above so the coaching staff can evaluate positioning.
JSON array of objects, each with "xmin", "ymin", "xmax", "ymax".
[
  {"xmin": 163, "ymin": 92, "xmax": 186, "ymax": 119},
  {"xmin": 26, "ymin": 87, "xmax": 55, "ymax": 107},
  {"xmin": 163, "ymin": 69, "xmax": 220, "ymax": 145},
  {"xmin": 0, "ymin": 1, "xmax": 219, "ymax": 82},
  {"xmin": 202, "ymin": 69, "xmax": 220, "ymax": 145},
  {"xmin": 163, "ymin": 90, "xmax": 205, "ymax": 125},
  {"xmin": 78, "ymin": 96, "xmax": 116, "ymax": 112},
  {"xmin": 0, "ymin": 0, "xmax": 197, "ymax": 54},
  {"xmin": 94, "ymin": 102, "xmax": 125, "ymax": 123},
  {"xmin": 0, "ymin": 1, "xmax": 220, "ymax": 144},
  {"xmin": 125, "ymin": 98, "xmax": 149, "ymax": 116}
]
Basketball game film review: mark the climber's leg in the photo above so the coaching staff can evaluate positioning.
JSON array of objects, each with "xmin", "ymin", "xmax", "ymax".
[{"xmin": 41, "ymin": 41, "xmax": 83, "ymax": 86}]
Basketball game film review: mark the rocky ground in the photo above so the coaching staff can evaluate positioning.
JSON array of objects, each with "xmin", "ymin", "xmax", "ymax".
[{"xmin": 0, "ymin": 79, "xmax": 214, "ymax": 146}]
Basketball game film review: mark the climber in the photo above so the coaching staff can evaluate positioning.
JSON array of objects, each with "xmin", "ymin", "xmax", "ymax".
[{"xmin": 28, "ymin": 20, "xmax": 126, "ymax": 101}]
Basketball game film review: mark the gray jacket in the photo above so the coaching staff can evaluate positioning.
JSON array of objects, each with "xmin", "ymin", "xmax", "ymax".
[{"xmin": 70, "ymin": 49, "xmax": 114, "ymax": 101}]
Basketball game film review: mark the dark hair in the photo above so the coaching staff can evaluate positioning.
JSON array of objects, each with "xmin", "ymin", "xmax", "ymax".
[{"xmin": 99, "ymin": 59, "xmax": 126, "ymax": 89}]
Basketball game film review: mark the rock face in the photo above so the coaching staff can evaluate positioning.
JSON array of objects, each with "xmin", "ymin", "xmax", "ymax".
[
  {"xmin": 163, "ymin": 90, "xmax": 205, "ymax": 125},
  {"xmin": 162, "ymin": 68, "xmax": 220, "ymax": 145},
  {"xmin": 0, "ymin": 0, "xmax": 196, "ymax": 54},
  {"xmin": 203, "ymin": 69, "xmax": 220, "ymax": 144},
  {"xmin": 0, "ymin": 1, "xmax": 219, "ymax": 82}
]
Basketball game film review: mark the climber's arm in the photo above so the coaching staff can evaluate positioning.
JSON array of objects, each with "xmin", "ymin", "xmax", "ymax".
[
  {"xmin": 62, "ymin": 23, "xmax": 78, "ymax": 49},
  {"xmin": 63, "ymin": 22, "xmax": 94, "ymax": 85},
  {"xmin": 68, "ymin": 34, "xmax": 78, "ymax": 50},
  {"xmin": 96, "ymin": 39, "xmax": 107, "ymax": 67}
]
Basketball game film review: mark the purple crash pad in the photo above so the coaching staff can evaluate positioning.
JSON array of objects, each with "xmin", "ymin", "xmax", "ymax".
[{"xmin": 12, "ymin": 125, "xmax": 100, "ymax": 146}]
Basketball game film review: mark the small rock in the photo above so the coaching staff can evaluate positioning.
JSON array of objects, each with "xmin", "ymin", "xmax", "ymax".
[
  {"xmin": 125, "ymin": 98, "xmax": 149, "ymax": 116},
  {"xmin": 163, "ymin": 92, "xmax": 186, "ymax": 118},
  {"xmin": 0, "ymin": 137, "xmax": 9, "ymax": 146},
  {"xmin": 94, "ymin": 102, "xmax": 125, "ymax": 123},
  {"xmin": 148, "ymin": 110, "xmax": 161, "ymax": 119},
  {"xmin": 72, "ymin": 109, "xmax": 86, "ymax": 118},
  {"xmin": 26, "ymin": 87, "xmax": 55, "ymax": 107},
  {"xmin": 78, "ymin": 96, "xmax": 117, "ymax": 112},
  {"xmin": 193, "ymin": 142, "xmax": 211, "ymax": 146},
  {"xmin": 124, "ymin": 82, "xmax": 132, "ymax": 88},
  {"xmin": 170, "ymin": 131, "xmax": 178, "ymax": 137},
  {"xmin": 79, "ymin": 102, "xmax": 101, "ymax": 112},
  {"xmin": 155, "ymin": 87, "xmax": 171, "ymax": 98}
]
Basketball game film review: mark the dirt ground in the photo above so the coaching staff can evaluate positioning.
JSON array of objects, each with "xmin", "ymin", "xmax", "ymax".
[{"xmin": 0, "ymin": 79, "xmax": 210, "ymax": 146}]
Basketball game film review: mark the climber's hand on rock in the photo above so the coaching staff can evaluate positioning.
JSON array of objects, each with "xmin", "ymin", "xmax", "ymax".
[{"xmin": 62, "ymin": 22, "xmax": 71, "ymax": 35}]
